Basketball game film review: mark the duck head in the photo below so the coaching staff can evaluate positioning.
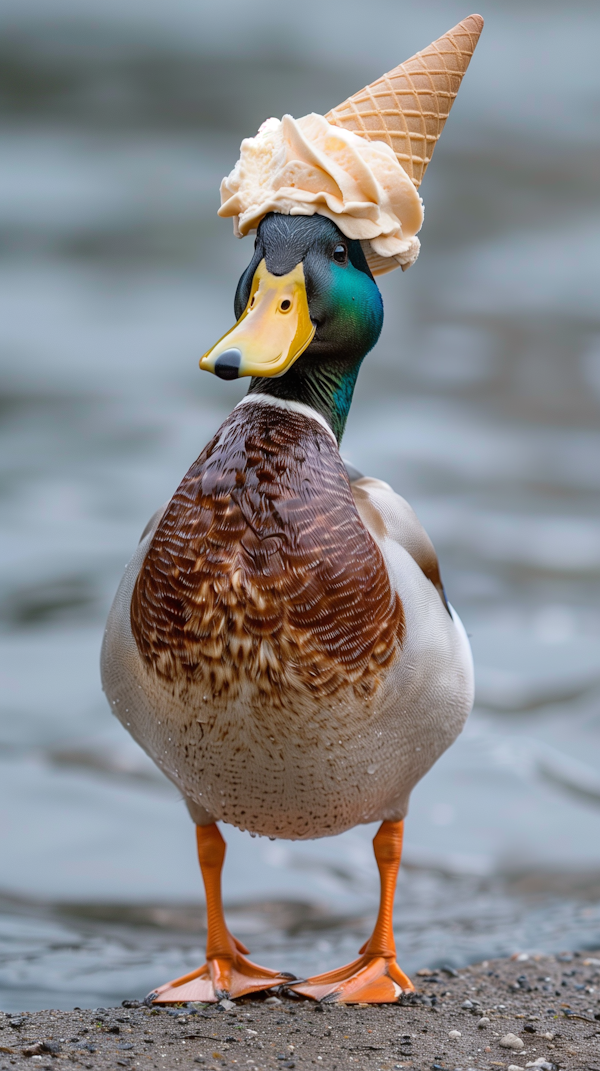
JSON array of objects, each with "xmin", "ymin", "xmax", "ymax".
[{"xmin": 200, "ymin": 212, "xmax": 383, "ymax": 442}]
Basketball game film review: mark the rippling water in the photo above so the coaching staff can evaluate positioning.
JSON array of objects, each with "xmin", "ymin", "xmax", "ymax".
[{"xmin": 1, "ymin": 0, "xmax": 599, "ymax": 1011}]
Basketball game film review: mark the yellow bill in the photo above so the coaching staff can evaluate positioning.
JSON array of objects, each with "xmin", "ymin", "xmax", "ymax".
[{"xmin": 200, "ymin": 259, "xmax": 315, "ymax": 380}]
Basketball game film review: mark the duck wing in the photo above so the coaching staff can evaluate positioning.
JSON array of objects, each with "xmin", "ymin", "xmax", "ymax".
[{"xmin": 347, "ymin": 472, "xmax": 449, "ymax": 614}]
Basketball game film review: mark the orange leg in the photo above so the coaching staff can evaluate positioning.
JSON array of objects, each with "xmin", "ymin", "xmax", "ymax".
[
  {"xmin": 290, "ymin": 820, "xmax": 414, "ymax": 1003},
  {"xmin": 149, "ymin": 824, "xmax": 294, "ymax": 1003}
]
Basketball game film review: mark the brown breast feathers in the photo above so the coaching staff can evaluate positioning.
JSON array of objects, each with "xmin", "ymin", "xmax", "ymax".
[{"xmin": 131, "ymin": 403, "xmax": 404, "ymax": 701}]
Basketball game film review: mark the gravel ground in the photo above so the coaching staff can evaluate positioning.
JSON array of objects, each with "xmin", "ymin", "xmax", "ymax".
[{"xmin": 1, "ymin": 952, "xmax": 600, "ymax": 1071}]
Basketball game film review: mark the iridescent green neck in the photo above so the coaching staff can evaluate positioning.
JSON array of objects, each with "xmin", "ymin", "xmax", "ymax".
[{"xmin": 249, "ymin": 355, "xmax": 363, "ymax": 444}]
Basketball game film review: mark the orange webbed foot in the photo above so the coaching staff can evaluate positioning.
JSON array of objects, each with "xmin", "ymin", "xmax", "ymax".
[
  {"xmin": 149, "ymin": 942, "xmax": 293, "ymax": 1003},
  {"xmin": 147, "ymin": 824, "xmax": 294, "ymax": 1003},
  {"xmin": 289, "ymin": 953, "xmax": 413, "ymax": 1004},
  {"xmin": 291, "ymin": 820, "xmax": 413, "ymax": 1004}
]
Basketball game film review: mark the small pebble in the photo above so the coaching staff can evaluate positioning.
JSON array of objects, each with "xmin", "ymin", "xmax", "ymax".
[
  {"xmin": 500, "ymin": 1033, "xmax": 525, "ymax": 1050},
  {"xmin": 265, "ymin": 997, "xmax": 282, "ymax": 1006},
  {"xmin": 22, "ymin": 1044, "xmax": 45, "ymax": 1057},
  {"xmin": 461, "ymin": 999, "xmax": 473, "ymax": 1009},
  {"xmin": 448, "ymin": 1029, "xmax": 461, "ymax": 1039},
  {"xmin": 477, "ymin": 1016, "xmax": 490, "ymax": 1028},
  {"xmin": 507, "ymin": 1065, "xmax": 525, "ymax": 1071},
  {"xmin": 219, "ymin": 999, "xmax": 236, "ymax": 1011}
]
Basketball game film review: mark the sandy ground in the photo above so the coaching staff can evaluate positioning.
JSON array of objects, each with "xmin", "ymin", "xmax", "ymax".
[{"xmin": 1, "ymin": 952, "xmax": 600, "ymax": 1071}]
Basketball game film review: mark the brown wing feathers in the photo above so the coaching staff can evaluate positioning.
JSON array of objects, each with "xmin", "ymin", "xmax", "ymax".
[{"xmin": 131, "ymin": 404, "xmax": 404, "ymax": 701}]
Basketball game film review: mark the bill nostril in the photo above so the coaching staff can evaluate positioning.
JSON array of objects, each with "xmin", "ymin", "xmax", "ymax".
[{"xmin": 214, "ymin": 348, "xmax": 242, "ymax": 380}]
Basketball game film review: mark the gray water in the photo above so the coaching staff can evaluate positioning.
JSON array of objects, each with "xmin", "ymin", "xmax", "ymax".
[{"xmin": 1, "ymin": 0, "xmax": 600, "ymax": 1011}]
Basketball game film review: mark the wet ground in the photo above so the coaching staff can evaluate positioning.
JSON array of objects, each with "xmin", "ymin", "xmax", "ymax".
[
  {"xmin": 2, "ymin": 953, "xmax": 600, "ymax": 1071},
  {"xmin": 0, "ymin": 0, "xmax": 600, "ymax": 1012}
]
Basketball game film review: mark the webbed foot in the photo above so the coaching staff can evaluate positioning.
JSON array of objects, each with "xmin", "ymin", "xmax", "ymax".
[
  {"xmin": 150, "ymin": 934, "xmax": 293, "ymax": 1002},
  {"xmin": 291, "ymin": 820, "xmax": 413, "ymax": 1004},
  {"xmin": 148, "ymin": 824, "xmax": 293, "ymax": 1003},
  {"xmin": 290, "ymin": 953, "xmax": 413, "ymax": 1003}
]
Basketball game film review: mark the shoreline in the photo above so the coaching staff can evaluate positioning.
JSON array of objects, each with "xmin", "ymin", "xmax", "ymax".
[{"xmin": 1, "ymin": 952, "xmax": 599, "ymax": 1070}]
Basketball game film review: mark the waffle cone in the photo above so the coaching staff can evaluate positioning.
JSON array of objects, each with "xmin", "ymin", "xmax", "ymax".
[{"xmin": 326, "ymin": 14, "xmax": 483, "ymax": 188}]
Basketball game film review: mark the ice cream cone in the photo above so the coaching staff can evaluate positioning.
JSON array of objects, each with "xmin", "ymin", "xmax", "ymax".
[{"xmin": 326, "ymin": 14, "xmax": 483, "ymax": 188}]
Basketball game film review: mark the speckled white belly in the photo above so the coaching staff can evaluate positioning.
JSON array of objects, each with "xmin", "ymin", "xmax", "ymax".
[{"xmin": 101, "ymin": 521, "xmax": 473, "ymax": 840}]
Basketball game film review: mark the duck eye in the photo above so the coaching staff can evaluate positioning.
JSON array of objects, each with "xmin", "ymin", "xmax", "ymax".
[
  {"xmin": 333, "ymin": 243, "xmax": 347, "ymax": 263},
  {"xmin": 280, "ymin": 298, "xmax": 292, "ymax": 311}
]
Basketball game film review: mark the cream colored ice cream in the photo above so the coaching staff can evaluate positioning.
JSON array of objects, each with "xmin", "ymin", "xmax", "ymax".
[{"xmin": 218, "ymin": 113, "xmax": 424, "ymax": 275}]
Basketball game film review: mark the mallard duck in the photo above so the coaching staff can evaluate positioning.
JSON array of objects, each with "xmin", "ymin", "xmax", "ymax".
[{"xmin": 101, "ymin": 15, "xmax": 482, "ymax": 1004}]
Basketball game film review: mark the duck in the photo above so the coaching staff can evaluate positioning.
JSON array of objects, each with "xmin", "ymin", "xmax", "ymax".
[{"xmin": 101, "ymin": 14, "xmax": 483, "ymax": 1005}]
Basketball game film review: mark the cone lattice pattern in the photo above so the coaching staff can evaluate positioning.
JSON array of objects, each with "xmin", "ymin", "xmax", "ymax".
[{"xmin": 326, "ymin": 14, "xmax": 483, "ymax": 188}]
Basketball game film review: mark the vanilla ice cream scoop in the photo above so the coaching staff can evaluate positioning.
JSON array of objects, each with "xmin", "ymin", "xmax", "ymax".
[{"xmin": 219, "ymin": 113, "xmax": 424, "ymax": 274}]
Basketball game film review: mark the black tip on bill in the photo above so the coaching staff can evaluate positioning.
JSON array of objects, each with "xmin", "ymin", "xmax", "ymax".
[{"xmin": 214, "ymin": 348, "xmax": 242, "ymax": 380}]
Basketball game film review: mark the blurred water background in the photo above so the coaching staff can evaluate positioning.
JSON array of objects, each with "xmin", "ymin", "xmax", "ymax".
[{"xmin": 1, "ymin": 0, "xmax": 600, "ymax": 1012}]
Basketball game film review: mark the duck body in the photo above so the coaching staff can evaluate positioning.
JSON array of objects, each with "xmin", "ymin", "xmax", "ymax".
[
  {"xmin": 101, "ymin": 395, "xmax": 472, "ymax": 841},
  {"xmin": 101, "ymin": 210, "xmax": 474, "ymax": 1003}
]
